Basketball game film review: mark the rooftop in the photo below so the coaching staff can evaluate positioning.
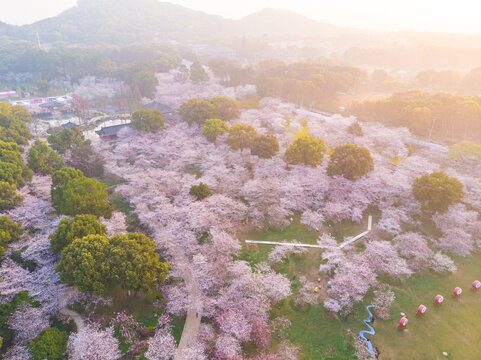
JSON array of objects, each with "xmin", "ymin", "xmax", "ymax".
[{"xmin": 95, "ymin": 123, "xmax": 131, "ymax": 137}]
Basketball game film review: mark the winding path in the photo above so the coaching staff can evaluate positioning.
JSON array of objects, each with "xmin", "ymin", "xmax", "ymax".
[{"xmin": 60, "ymin": 307, "xmax": 85, "ymax": 331}]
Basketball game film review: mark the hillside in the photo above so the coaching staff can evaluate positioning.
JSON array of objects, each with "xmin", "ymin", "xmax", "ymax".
[
  {"xmin": 0, "ymin": 0, "xmax": 350, "ymax": 45},
  {"xmin": 0, "ymin": 0, "xmax": 234, "ymax": 44}
]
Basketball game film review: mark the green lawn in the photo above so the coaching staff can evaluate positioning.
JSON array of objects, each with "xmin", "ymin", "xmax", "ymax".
[
  {"xmin": 374, "ymin": 255, "xmax": 481, "ymax": 360},
  {"xmin": 238, "ymin": 217, "xmax": 481, "ymax": 360}
]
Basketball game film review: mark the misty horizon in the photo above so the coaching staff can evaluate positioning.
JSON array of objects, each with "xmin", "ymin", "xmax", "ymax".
[{"xmin": 2, "ymin": 0, "xmax": 481, "ymax": 34}]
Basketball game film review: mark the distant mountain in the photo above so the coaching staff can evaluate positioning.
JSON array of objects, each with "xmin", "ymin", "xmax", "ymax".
[
  {"xmin": 0, "ymin": 0, "xmax": 349, "ymax": 45},
  {"xmin": 1, "ymin": 0, "xmax": 480, "ymax": 56},
  {"xmin": 236, "ymin": 8, "xmax": 352, "ymax": 39},
  {"xmin": 0, "ymin": 0, "xmax": 234, "ymax": 44}
]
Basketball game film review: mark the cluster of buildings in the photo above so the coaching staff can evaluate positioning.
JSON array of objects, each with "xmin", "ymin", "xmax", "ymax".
[{"xmin": 10, "ymin": 95, "xmax": 73, "ymax": 112}]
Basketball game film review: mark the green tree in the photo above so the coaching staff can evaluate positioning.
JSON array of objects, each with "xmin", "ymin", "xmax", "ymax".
[
  {"xmin": 53, "ymin": 176, "xmax": 113, "ymax": 218},
  {"xmin": 0, "ymin": 140, "xmax": 32, "ymax": 188},
  {"xmin": 56, "ymin": 233, "xmax": 169, "ymax": 295},
  {"xmin": 210, "ymin": 96, "xmax": 240, "ymax": 121},
  {"xmin": 190, "ymin": 61, "xmax": 209, "ymax": 84},
  {"xmin": 226, "ymin": 124, "xmax": 258, "ymax": 151},
  {"xmin": 347, "ymin": 121, "xmax": 363, "ymax": 136},
  {"xmin": 28, "ymin": 327, "xmax": 69, "ymax": 360},
  {"xmin": 0, "ymin": 230, "xmax": 10, "ymax": 259},
  {"xmin": 0, "ymin": 181, "xmax": 23, "ymax": 211},
  {"xmin": 51, "ymin": 167, "xmax": 84, "ymax": 206},
  {"xmin": 284, "ymin": 134, "xmax": 326, "ymax": 166},
  {"xmin": 252, "ymin": 134, "xmax": 279, "ymax": 159},
  {"xmin": 131, "ymin": 109, "xmax": 164, "ymax": 132},
  {"xmin": 202, "ymin": 118, "xmax": 229, "ymax": 142},
  {"xmin": 50, "ymin": 214, "xmax": 107, "ymax": 253},
  {"xmin": 0, "ymin": 109, "xmax": 31, "ymax": 145},
  {"xmin": 131, "ymin": 70, "xmax": 158, "ymax": 98},
  {"xmin": 56, "ymin": 235, "xmax": 113, "ymax": 295},
  {"xmin": 109, "ymin": 233, "xmax": 169, "ymax": 293},
  {"xmin": 47, "ymin": 128, "xmax": 84, "ymax": 154},
  {"xmin": 27, "ymin": 140, "xmax": 64, "ymax": 175},
  {"xmin": 11, "ymin": 105, "xmax": 31, "ymax": 123},
  {"xmin": 0, "ymin": 216, "xmax": 23, "ymax": 259},
  {"xmin": 189, "ymin": 182, "xmax": 212, "ymax": 200},
  {"xmin": 179, "ymin": 98, "xmax": 215, "ymax": 125},
  {"xmin": 0, "ymin": 216, "xmax": 24, "ymax": 242},
  {"xmin": 327, "ymin": 143, "xmax": 374, "ymax": 180},
  {"xmin": 412, "ymin": 171, "xmax": 464, "ymax": 213}
]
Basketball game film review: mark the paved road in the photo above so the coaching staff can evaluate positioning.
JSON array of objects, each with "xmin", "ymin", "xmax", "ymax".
[
  {"xmin": 171, "ymin": 243, "xmax": 202, "ymax": 359},
  {"xmin": 149, "ymin": 218, "xmax": 203, "ymax": 358}
]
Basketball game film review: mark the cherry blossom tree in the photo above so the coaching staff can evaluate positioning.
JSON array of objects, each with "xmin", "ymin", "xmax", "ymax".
[
  {"xmin": 8, "ymin": 304, "xmax": 49, "ymax": 344},
  {"xmin": 145, "ymin": 328, "xmax": 177, "ymax": 360},
  {"xmin": 430, "ymin": 252, "xmax": 457, "ymax": 273},
  {"xmin": 276, "ymin": 341, "xmax": 301, "ymax": 360},
  {"xmin": 293, "ymin": 276, "xmax": 319, "ymax": 308},
  {"xmin": 268, "ymin": 243, "xmax": 307, "ymax": 265},
  {"xmin": 300, "ymin": 209, "xmax": 324, "ymax": 231},
  {"xmin": 432, "ymin": 203, "xmax": 481, "ymax": 256},
  {"xmin": 67, "ymin": 325, "xmax": 121, "ymax": 360},
  {"xmin": 361, "ymin": 240, "xmax": 413, "ymax": 279},
  {"xmin": 372, "ymin": 284, "xmax": 395, "ymax": 320},
  {"xmin": 99, "ymin": 211, "xmax": 127, "ymax": 236},
  {"xmin": 215, "ymin": 334, "xmax": 241, "ymax": 359},
  {"xmin": 393, "ymin": 232, "xmax": 433, "ymax": 272},
  {"xmin": 353, "ymin": 336, "xmax": 376, "ymax": 360},
  {"xmin": 324, "ymin": 259, "xmax": 377, "ymax": 314}
]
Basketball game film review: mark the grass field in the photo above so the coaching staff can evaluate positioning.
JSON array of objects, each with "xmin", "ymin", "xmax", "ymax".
[
  {"xmin": 239, "ymin": 218, "xmax": 481, "ymax": 360},
  {"xmin": 374, "ymin": 255, "xmax": 481, "ymax": 360}
]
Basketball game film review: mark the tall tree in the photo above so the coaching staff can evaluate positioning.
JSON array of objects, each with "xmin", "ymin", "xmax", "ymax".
[
  {"xmin": 210, "ymin": 96, "xmax": 240, "ymax": 121},
  {"xmin": 202, "ymin": 118, "xmax": 229, "ymax": 142},
  {"xmin": 284, "ymin": 134, "xmax": 326, "ymax": 166},
  {"xmin": 179, "ymin": 98, "xmax": 215, "ymax": 125},
  {"xmin": 327, "ymin": 143, "xmax": 374, "ymax": 180},
  {"xmin": 0, "ymin": 181, "xmax": 23, "ymax": 211},
  {"xmin": 27, "ymin": 140, "xmax": 64, "ymax": 175},
  {"xmin": 109, "ymin": 233, "xmax": 169, "ymax": 293},
  {"xmin": 50, "ymin": 214, "xmax": 107, "ymax": 253},
  {"xmin": 47, "ymin": 128, "xmax": 84, "ymax": 154},
  {"xmin": 56, "ymin": 235, "xmax": 113, "ymax": 295},
  {"xmin": 131, "ymin": 71, "xmax": 158, "ymax": 99},
  {"xmin": 226, "ymin": 124, "xmax": 258, "ymax": 151},
  {"xmin": 131, "ymin": 109, "xmax": 164, "ymax": 132},
  {"xmin": 190, "ymin": 61, "xmax": 209, "ymax": 84},
  {"xmin": 53, "ymin": 176, "xmax": 113, "ymax": 218},
  {"xmin": 252, "ymin": 135, "xmax": 279, "ymax": 159},
  {"xmin": 413, "ymin": 171, "xmax": 464, "ymax": 213},
  {"xmin": 0, "ymin": 140, "xmax": 32, "ymax": 187}
]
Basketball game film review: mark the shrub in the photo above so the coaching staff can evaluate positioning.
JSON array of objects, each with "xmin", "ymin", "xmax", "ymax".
[
  {"xmin": 29, "ymin": 327, "xmax": 69, "ymax": 360},
  {"xmin": 189, "ymin": 182, "xmax": 212, "ymax": 200}
]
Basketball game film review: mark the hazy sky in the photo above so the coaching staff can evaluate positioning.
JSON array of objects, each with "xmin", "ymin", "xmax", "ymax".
[{"xmin": 2, "ymin": 0, "xmax": 481, "ymax": 33}]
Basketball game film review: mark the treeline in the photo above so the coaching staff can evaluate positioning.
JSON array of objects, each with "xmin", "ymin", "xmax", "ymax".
[
  {"xmin": 352, "ymin": 91, "xmax": 481, "ymax": 142},
  {"xmin": 343, "ymin": 46, "xmax": 481, "ymax": 72},
  {"xmin": 0, "ymin": 38, "xmax": 181, "ymax": 91},
  {"xmin": 209, "ymin": 58, "xmax": 366, "ymax": 108},
  {"xmin": 369, "ymin": 67, "xmax": 481, "ymax": 93}
]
